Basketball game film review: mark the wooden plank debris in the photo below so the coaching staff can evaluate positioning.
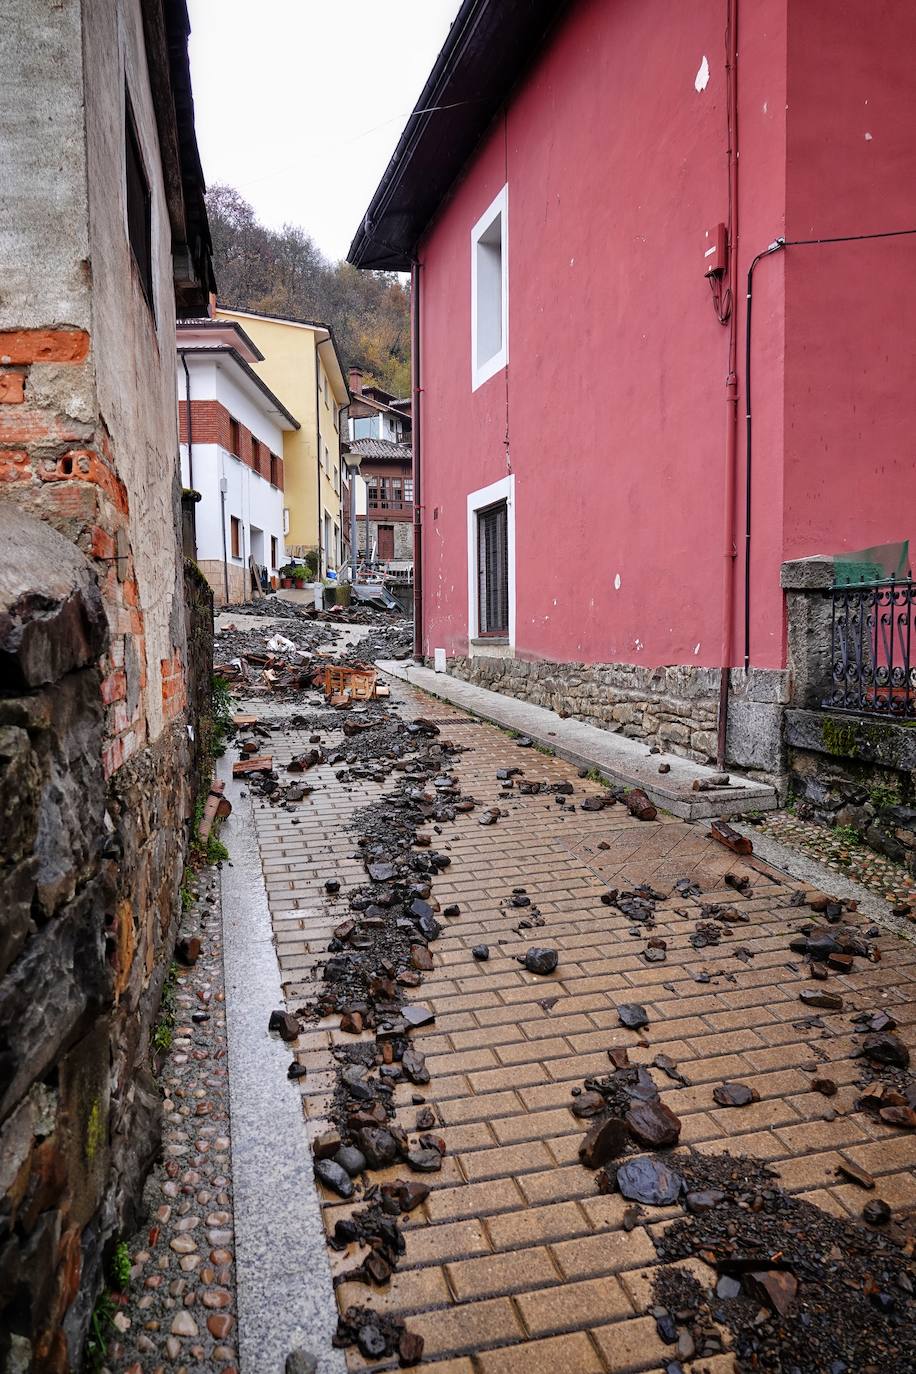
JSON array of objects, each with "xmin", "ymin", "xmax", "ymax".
[{"xmin": 232, "ymin": 756, "xmax": 273, "ymax": 777}]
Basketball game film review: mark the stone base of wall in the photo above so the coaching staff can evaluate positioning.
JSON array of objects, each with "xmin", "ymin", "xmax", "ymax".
[
  {"xmin": 445, "ymin": 654, "xmax": 789, "ymax": 776},
  {"xmin": 787, "ymin": 708, "xmax": 916, "ymax": 873},
  {"xmin": 197, "ymin": 559, "xmax": 246, "ymax": 607}
]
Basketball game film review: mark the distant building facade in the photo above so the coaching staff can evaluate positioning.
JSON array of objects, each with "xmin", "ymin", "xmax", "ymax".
[
  {"xmin": 215, "ymin": 308, "xmax": 349, "ymax": 575},
  {"xmin": 348, "ymin": 367, "xmax": 411, "ymax": 445},
  {"xmin": 350, "ymin": 437, "xmax": 414, "ymax": 565},
  {"xmin": 177, "ymin": 318, "xmax": 297, "ymax": 603}
]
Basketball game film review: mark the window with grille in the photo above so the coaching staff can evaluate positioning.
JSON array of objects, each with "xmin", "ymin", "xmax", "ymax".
[
  {"xmin": 476, "ymin": 501, "xmax": 509, "ymax": 636},
  {"xmin": 125, "ymin": 94, "xmax": 153, "ymax": 313}
]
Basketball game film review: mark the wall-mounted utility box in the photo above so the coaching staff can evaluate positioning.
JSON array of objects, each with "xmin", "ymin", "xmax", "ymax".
[{"xmin": 703, "ymin": 222, "xmax": 728, "ymax": 277}]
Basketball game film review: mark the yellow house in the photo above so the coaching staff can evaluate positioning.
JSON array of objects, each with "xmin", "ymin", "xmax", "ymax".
[{"xmin": 215, "ymin": 307, "xmax": 349, "ymax": 573}]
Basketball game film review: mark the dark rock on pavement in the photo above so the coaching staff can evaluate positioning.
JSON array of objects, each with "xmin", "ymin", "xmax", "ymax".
[
  {"xmin": 626, "ymin": 1100, "xmax": 682, "ymax": 1148},
  {"xmin": 617, "ymin": 1003, "xmax": 650, "ymax": 1029},
  {"xmin": 579, "ymin": 1115, "xmax": 628, "ymax": 1168},
  {"xmin": 269, "ymin": 1008, "xmax": 300, "ymax": 1041},
  {"xmin": 524, "ymin": 947, "xmax": 558, "ymax": 975},
  {"xmin": 617, "ymin": 1156, "xmax": 684, "ymax": 1206},
  {"xmin": 315, "ymin": 1159, "xmax": 353, "ymax": 1198},
  {"xmin": 712, "ymin": 1083, "xmax": 760, "ymax": 1108}
]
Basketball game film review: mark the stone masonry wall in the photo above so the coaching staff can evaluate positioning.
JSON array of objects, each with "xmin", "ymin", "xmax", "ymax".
[
  {"xmin": 0, "ymin": 510, "xmax": 194, "ymax": 1373},
  {"xmin": 787, "ymin": 709, "xmax": 916, "ymax": 875},
  {"xmin": 448, "ymin": 656, "xmax": 722, "ymax": 762}
]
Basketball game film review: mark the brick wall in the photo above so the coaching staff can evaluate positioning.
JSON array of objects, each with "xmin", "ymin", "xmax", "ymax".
[{"xmin": 179, "ymin": 399, "xmax": 283, "ymax": 490}]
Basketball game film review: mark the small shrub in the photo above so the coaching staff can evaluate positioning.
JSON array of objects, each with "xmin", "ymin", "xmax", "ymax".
[{"xmin": 111, "ymin": 1240, "xmax": 131, "ymax": 1291}]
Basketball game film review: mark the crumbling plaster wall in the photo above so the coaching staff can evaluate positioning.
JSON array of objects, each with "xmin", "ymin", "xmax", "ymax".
[{"xmin": 83, "ymin": 0, "xmax": 188, "ymax": 749}]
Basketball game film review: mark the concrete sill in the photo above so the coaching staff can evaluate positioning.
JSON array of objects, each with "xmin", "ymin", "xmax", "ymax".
[{"xmin": 469, "ymin": 637, "xmax": 513, "ymax": 661}]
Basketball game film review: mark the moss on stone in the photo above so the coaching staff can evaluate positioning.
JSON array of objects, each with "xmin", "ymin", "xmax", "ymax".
[
  {"xmin": 820, "ymin": 714, "xmax": 908, "ymax": 765},
  {"xmin": 85, "ymin": 1097, "xmax": 104, "ymax": 1164}
]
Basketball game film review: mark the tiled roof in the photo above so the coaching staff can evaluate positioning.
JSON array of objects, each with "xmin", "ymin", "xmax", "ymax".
[{"xmin": 350, "ymin": 438, "xmax": 412, "ymax": 460}]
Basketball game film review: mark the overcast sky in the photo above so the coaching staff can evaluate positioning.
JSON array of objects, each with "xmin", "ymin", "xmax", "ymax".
[{"xmin": 187, "ymin": 0, "xmax": 458, "ymax": 263}]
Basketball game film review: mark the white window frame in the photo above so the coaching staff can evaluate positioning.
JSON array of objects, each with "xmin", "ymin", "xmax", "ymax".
[
  {"xmin": 470, "ymin": 183, "xmax": 508, "ymax": 391},
  {"xmin": 467, "ymin": 474, "xmax": 515, "ymax": 646}
]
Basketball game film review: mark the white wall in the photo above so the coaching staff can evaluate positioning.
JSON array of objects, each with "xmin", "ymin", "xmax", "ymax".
[
  {"xmin": 178, "ymin": 354, "xmax": 288, "ymax": 578},
  {"xmin": 181, "ymin": 441, "xmax": 286, "ymax": 575},
  {"xmin": 213, "ymin": 363, "xmax": 285, "ymax": 455}
]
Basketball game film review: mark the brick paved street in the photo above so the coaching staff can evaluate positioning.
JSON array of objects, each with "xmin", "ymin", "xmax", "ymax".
[{"xmin": 253, "ymin": 676, "xmax": 916, "ymax": 1373}]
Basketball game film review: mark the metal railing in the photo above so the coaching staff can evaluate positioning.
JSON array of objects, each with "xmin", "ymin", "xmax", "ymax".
[{"xmin": 822, "ymin": 574, "xmax": 915, "ymax": 718}]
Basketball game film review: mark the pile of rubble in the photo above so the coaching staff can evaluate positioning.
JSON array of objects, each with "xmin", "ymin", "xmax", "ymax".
[
  {"xmin": 215, "ymin": 605, "xmax": 412, "ymax": 699},
  {"xmin": 652, "ymin": 1150, "xmax": 916, "ymax": 1373},
  {"xmin": 226, "ymin": 596, "xmax": 407, "ymax": 627}
]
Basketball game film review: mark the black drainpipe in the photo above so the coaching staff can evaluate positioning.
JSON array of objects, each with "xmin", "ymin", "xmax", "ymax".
[{"xmin": 411, "ymin": 259, "xmax": 423, "ymax": 661}]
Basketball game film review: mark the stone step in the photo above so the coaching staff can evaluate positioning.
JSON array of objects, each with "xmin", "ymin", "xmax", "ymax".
[{"xmin": 375, "ymin": 661, "xmax": 778, "ymax": 821}]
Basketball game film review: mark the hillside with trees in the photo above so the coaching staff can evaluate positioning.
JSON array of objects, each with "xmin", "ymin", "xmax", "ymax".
[{"xmin": 206, "ymin": 185, "xmax": 411, "ymax": 397}]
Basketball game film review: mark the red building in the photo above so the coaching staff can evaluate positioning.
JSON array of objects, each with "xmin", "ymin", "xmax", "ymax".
[{"xmin": 350, "ymin": 0, "xmax": 916, "ymax": 782}]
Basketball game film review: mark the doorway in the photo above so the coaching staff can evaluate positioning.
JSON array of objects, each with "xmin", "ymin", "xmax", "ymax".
[{"xmin": 377, "ymin": 524, "xmax": 395, "ymax": 561}]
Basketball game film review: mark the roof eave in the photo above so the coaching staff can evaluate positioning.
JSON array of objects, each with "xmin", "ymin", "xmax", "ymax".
[{"xmin": 347, "ymin": 0, "xmax": 569, "ymax": 271}]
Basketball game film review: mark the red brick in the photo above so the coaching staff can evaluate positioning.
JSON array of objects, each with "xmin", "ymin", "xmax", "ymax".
[
  {"xmin": 0, "ymin": 328, "xmax": 89, "ymax": 363},
  {"xmin": 0, "ymin": 450, "xmax": 30, "ymax": 481},
  {"xmin": 0, "ymin": 371, "xmax": 25, "ymax": 403},
  {"xmin": 90, "ymin": 525, "xmax": 117, "ymax": 559},
  {"xmin": 100, "ymin": 670, "xmax": 127, "ymax": 705}
]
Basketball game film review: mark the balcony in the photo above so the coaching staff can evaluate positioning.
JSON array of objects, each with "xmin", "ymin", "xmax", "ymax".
[{"xmin": 368, "ymin": 497, "xmax": 411, "ymax": 514}]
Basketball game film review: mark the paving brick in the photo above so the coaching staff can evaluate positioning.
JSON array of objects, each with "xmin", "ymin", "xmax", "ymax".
[
  {"xmin": 405, "ymin": 1297, "xmax": 523, "ymax": 1357},
  {"xmin": 252, "ymin": 674, "xmax": 916, "ymax": 1374},
  {"xmin": 591, "ymin": 1314, "xmax": 669, "ymax": 1372},
  {"xmin": 336, "ymin": 1263, "xmax": 450, "ymax": 1315},
  {"xmin": 438, "ymin": 1090, "xmax": 522, "ymax": 1125},
  {"xmin": 487, "ymin": 1201, "xmax": 590, "ymax": 1250},
  {"xmin": 459, "ymin": 1140, "xmax": 555, "ymax": 1182},
  {"xmin": 446, "ymin": 1246, "xmax": 558, "ymax": 1301},
  {"xmin": 516, "ymin": 1273, "xmax": 632, "ymax": 1335},
  {"xmin": 475, "ymin": 1332, "xmax": 603, "ymax": 1374},
  {"xmin": 551, "ymin": 1227, "xmax": 659, "ymax": 1278},
  {"xmin": 425, "ymin": 1178, "xmax": 525, "ymax": 1224},
  {"xmin": 402, "ymin": 1218, "xmax": 491, "ymax": 1267},
  {"xmin": 518, "ymin": 1163, "xmax": 593, "ymax": 1206},
  {"xmin": 492, "ymin": 1107, "xmax": 577, "ymax": 1145}
]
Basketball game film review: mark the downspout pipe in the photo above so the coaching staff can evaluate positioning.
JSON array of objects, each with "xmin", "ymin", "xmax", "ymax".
[
  {"xmin": 411, "ymin": 259, "xmax": 423, "ymax": 661},
  {"xmin": 716, "ymin": 0, "xmax": 739, "ymax": 771}
]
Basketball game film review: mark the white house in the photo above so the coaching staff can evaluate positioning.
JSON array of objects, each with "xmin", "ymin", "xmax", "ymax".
[{"xmin": 177, "ymin": 318, "xmax": 299, "ymax": 603}]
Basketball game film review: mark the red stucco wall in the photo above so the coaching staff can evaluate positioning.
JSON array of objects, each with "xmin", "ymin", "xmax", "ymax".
[
  {"xmin": 782, "ymin": 0, "xmax": 916, "ymax": 568},
  {"xmin": 419, "ymin": 0, "xmax": 796, "ymax": 669}
]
